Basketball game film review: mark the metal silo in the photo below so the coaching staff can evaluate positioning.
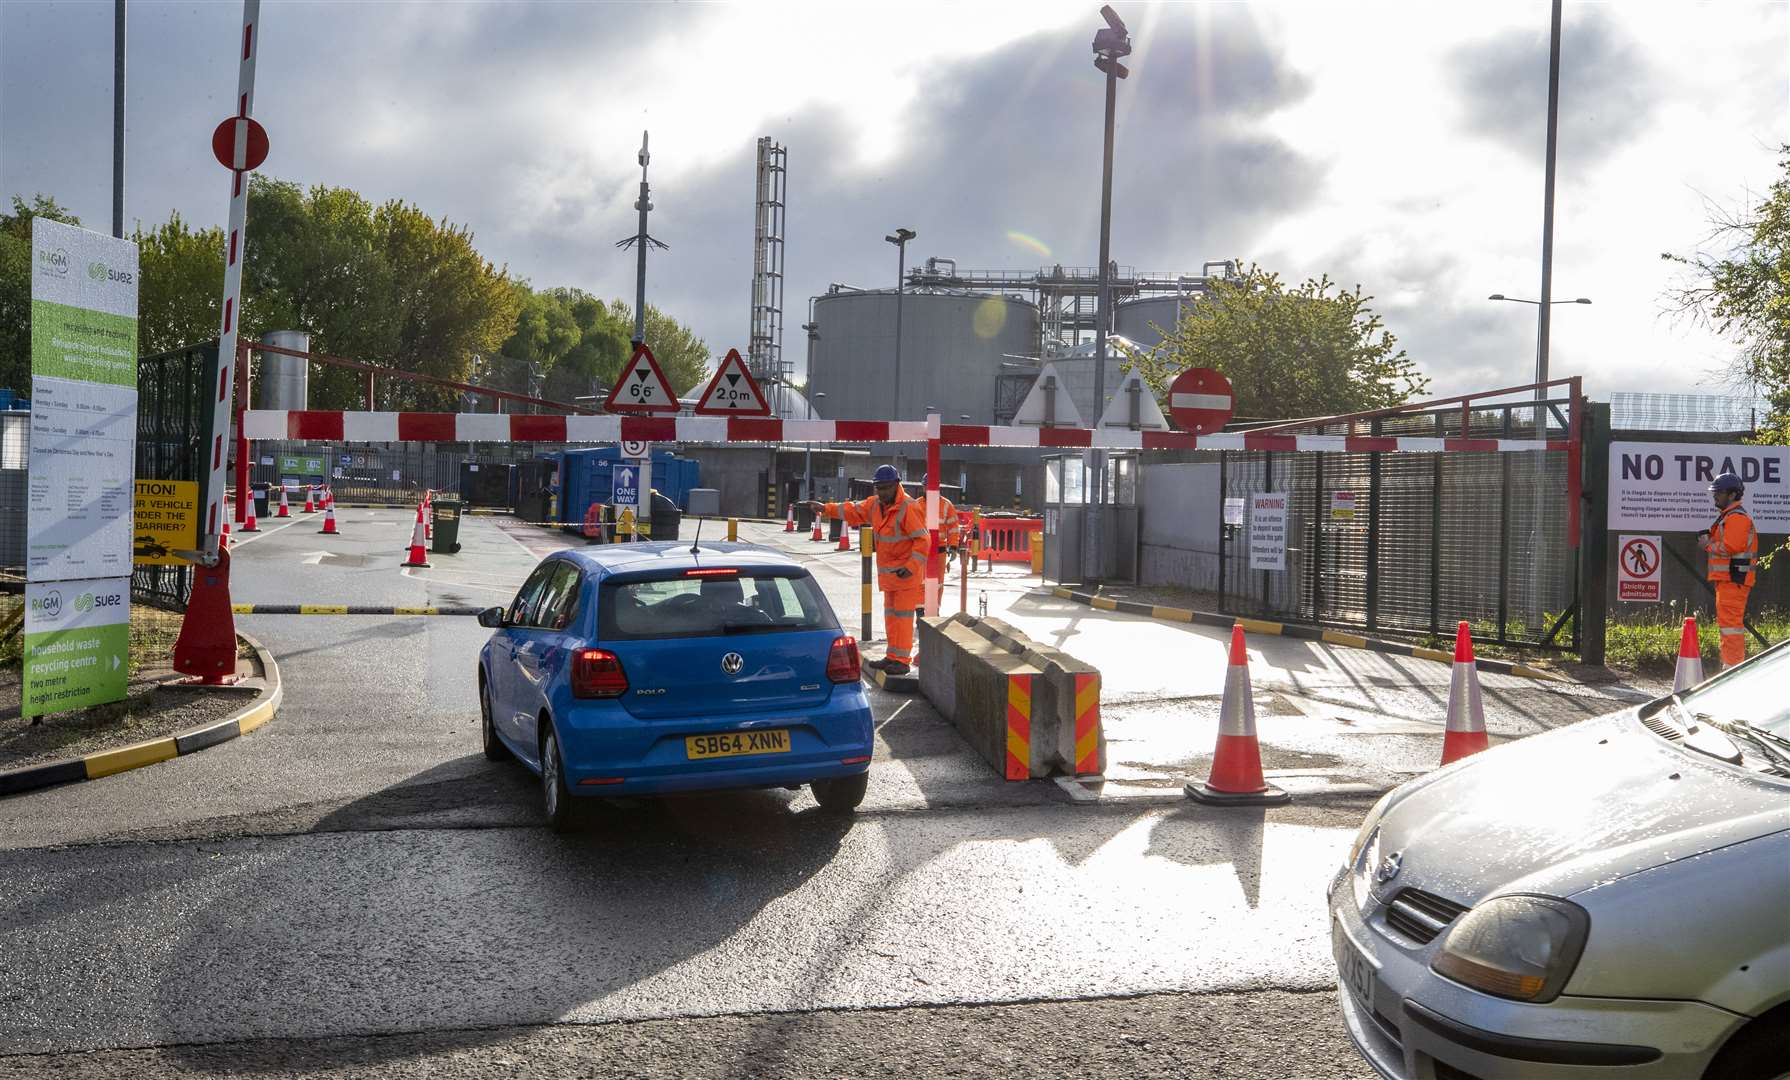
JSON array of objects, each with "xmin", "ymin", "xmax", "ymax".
[
  {"xmin": 1114, "ymin": 293, "xmax": 1199, "ymax": 349},
  {"xmin": 809, "ymin": 288, "xmax": 1038, "ymax": 424},
  {"xmin": 255, "ymin": 329, "xmax": 310, "ymax": 410}
]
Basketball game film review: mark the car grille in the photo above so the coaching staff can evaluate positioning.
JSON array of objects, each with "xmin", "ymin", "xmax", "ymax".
[
  {"xmin": 1432, "ymin": 1061, "xmax": 1487, "ymax": 1080},
  {"xmin": 1384, "ymin": 888, "xmax": 1470, "ymax": 945},
  {"xmin": 1370, "ymin": 1004, "xmax": 1403, "ymax": 1049}
]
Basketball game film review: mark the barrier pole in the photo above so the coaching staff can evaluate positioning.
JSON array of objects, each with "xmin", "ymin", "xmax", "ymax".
[
  {"xmin": 727, "ymin": 517, "xmax": 738, "ymax": 542},
  {"xmin": 959, "ymin": 539, "xmax": 969, "ymax": 614},
  {"xmin": 924, "ymin": 414, "xmax": 942, "ymax": 618},
  {"xmin": 860, "ymin": 526, "xmax": 873, "ymax": 642}
]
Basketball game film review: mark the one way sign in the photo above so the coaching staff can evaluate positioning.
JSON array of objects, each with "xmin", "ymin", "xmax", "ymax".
[
  {"xmin": 603, "ymin": 344, "xmax": 681, "ymax": 414},
  {"xmin": 694, "ymin": 349, "xmax": 772, "ymax": 416}
]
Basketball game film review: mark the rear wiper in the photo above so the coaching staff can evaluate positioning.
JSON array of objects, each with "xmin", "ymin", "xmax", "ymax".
[{"xmin": 1697, "ymin": 714, "xmax": 1790, "ymax": 773}]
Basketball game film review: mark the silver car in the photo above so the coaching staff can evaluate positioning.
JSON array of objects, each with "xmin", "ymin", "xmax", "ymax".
[{"xmin": 1329, "ymin": 639, "xmax": 1790, "ymax": 1080}]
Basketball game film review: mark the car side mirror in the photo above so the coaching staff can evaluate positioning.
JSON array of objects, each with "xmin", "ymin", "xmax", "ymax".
[{"xmin": 477, "ymin": 606, "xmax": 507, "ymax": 629}]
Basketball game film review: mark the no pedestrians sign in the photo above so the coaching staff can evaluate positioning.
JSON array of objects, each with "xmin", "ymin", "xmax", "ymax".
[{"xmin": 1616, "ymin": 534, "xmax": 1662, "ymax": 602}]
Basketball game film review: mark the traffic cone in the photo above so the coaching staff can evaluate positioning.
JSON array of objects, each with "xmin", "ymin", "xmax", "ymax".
[
  {"xmin": 406, "ymin": 503, "xmax": 426, "ymax": 552},
  {"xmin": 302, "ymin": 486, "xmax": 315, "ymax": 513},
  {"xmin": 1185, "ymin": 625, "xmax": 1291, "ymax": 805},
  {"xmin": 837, "ymin": 530, "xmax": 852, "ymax": 551},
  {"xmin": 1441, "ymin": 621, "xmax": 1491, "ymax": 765},
  {"xmin": 319, "ymin": 505, "xmax": 338, "ymax": 534},
  {"xmin": 276, "ymin": 487, "xmax": 290, "ymax": 518},
  {"xmin": 240, "ymin": 495, "xmax": 259, "ymax": 533},
  {"xmin": 1672, "ymin": 617, "xmax": 1705, "ymax": 693},
  {"xmin": 784, "ymin": 505, "xmax": 796, "ymax": 532},
  {"xmin": 403, "ymin": 517, "xmax": 430, "ymax": 567},
  {"xmin": 810, "ymin": 518, "xmax": 824, "ymax": 542},
  {"xmin": 323, "ymin": 487, "xmax": 334, "ymax": 510}
]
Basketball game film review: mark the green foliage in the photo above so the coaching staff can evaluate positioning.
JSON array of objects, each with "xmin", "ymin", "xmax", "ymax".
[
  {"xmin": 1135, "ymin": 262, "xmax": 1430, "ymax": 421},
  {"xmin": 1663, "ymin": 146, "xmax": 1790, "ymax": 438},
  {"xmin": 0, "ymin": 195, "xmax": 82, "ymax": 392},
  {"xmin": 135, "ymin": 213, "xmax": 223, "ymax": 357},
  {"xmin": 612, "ymin": 300, "xmax": 713, "ymax": 396}
]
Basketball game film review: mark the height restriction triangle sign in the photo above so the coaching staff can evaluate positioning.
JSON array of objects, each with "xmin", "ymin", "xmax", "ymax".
[
  {"xmin": 603, "ymin": 343, "xmax": 681, "ymax": 414},
  {"xmin": 693, "ymin": 348, "xmax": 772, "ymax": 417}
]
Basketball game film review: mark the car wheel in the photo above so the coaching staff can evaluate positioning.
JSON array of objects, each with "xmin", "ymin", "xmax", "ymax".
[
  {"xmin": 1705, "ymin": 1016, "xmax": 1790, "ymax": 1080},
  {"xmin": 480, "ymin": 678, "xmax": 508, "ymax": 762},
  {"xmin": 812, "ymin": 771, "xmax": 868, "ymax": 813},
  {"xmin": 540, "ymin": 722, "xmax": 577, "ymax": 832}
]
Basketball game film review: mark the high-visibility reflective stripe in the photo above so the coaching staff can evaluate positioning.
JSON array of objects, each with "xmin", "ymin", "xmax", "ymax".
[
  {"xmin": 1720, "ymin": 627, "xmax": 1745, "ymax": 635},
  {"xmin": 887, "ymin": 609, "xmax": 917, "ymax": 618}
]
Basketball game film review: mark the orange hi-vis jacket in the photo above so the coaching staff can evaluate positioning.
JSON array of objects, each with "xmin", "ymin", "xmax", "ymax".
[
  {"xmin": 936, "ymin": 494, "xmax": 961, "ymax": 548},
  {"xmin": 1703, "ymin": 502, "xmax": 1759, "ymax": 586},
  {"xmin": 824, "ymin": 489, "xmax": 930, "ymax": 590}
]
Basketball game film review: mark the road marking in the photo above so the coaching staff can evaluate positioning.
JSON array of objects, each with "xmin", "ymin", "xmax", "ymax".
[
  {"xmin": 399, "ymin": 566, "xmax": 517, "ymax": 594},
  {"xmin": 227, "ymin": 515, "xmax": 306, "ymax": 546}
]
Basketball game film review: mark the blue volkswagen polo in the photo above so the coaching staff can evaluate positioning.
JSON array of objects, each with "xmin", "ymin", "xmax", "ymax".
[{"xmin": 477, "ymin": 542, "xmax": 874, "ymax": 829}]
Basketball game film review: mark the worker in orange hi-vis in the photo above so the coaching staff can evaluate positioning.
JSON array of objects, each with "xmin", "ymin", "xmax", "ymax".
[
  {"xmin": 921, "ymin": 474, "xmax": 962, "ymax": 568},
  {"xmin": 806, "ymin": 465, "xmax": 928, "ymax": 675},
  {"xmin": 1699, "ymin": 472, "xmax": 1758, "ymax": 669}
]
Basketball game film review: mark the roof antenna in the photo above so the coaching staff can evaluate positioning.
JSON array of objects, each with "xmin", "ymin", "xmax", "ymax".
[{"xmin": 689, "ymin": 514, "xmax": 703, "ymax": 555}]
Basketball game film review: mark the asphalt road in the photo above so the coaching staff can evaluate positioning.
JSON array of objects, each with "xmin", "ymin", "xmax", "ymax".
[{"xmin": 1, "ymin": 507, "xmax": 1644, "ymax": 1077}]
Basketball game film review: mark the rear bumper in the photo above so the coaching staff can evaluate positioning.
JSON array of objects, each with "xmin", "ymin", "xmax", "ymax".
[{"xmin": 554, "ymin": 692, "xmax": 874, "ymax": 797}]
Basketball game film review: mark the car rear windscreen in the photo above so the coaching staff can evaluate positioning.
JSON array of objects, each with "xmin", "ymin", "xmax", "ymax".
[{"xmin": 599, "ymin": 571, "xmax": 839, "ymax": 640}]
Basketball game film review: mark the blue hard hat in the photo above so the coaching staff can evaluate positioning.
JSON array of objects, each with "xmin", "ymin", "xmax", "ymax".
[
  {"xmin": 1709, "ymin": 472, "xmax": 1745, "ymax": 496},
  {"xmin": 873, "ymin": 465, "xmax": 901, "ymax": 485}
]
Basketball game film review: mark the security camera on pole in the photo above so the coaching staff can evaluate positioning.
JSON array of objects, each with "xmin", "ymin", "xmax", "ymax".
[{"xmin": 1085, "ymin": 4, "xmax": 1131, "ymax": 585}]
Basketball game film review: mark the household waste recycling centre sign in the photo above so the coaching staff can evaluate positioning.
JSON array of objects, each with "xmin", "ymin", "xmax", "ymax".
[{"xmin": 25, "ymin": 219, "xmax": 138, "ymax": 717}]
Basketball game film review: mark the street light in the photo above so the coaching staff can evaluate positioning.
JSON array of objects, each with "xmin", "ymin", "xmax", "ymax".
[
  {"xmin": 1086, "ymin": 3, "xmax": 1130, "ymax": 585},
  {"xmin": 1488, "ymin": 294, "xmax": 1591, "ymax": 305},
  {"xmin": 886, "ymin": 228, "xmax": 916, "ymax": 418}
]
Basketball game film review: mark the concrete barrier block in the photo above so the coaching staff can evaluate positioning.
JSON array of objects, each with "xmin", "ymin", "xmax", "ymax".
[{"xmin": 919, "ymin": 613, "xmax": 1103, "ymax": 780}]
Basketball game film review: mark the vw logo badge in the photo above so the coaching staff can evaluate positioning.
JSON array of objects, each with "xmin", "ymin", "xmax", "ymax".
[
  {"xmin": 1375, "ymin": 851, "xmax": 1403, "ymax": 884},
  {"xmin": 720, "ymin": 652, "xmax": 744, "ymax": 675}
]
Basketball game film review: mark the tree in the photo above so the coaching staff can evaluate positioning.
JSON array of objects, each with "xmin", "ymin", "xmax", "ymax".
[
  {"xmin": 135, "ymin": 213, "xmax": 223, "ymax": 357},
  {"xmin": 0, "ymin": 195, "xmax": 82, "ymax": 392},
  {"xmin": 1134, "ymin": 263, "xmax": 1429, "ymax": 421},
  {"xmin": 1662, "ymin": 146, "xmax": 1790, "ymax": 444}
]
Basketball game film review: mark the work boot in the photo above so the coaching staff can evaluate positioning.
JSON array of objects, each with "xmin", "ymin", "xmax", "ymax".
[
  {"xmin": 863, "ymin": 657, "xmax": 890, "ymax": 673},
  {"xmin": 881, "ymin": 661, "xmax": 912, "ymax": 677}
]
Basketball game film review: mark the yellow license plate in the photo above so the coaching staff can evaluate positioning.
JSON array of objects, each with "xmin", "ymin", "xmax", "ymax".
[{"xmin": 685, "ymin": 729, "xmax": 791, "ymax": 760}]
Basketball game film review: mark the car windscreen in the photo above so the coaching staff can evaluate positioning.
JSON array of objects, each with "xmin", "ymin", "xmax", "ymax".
[
  {"xmin": 599, "ymin": 570, "xmax": 839, "ymax": 641},
  {"xmin": 1680, "ymin": 643, "xmax": 1790, "ymax": 737}
]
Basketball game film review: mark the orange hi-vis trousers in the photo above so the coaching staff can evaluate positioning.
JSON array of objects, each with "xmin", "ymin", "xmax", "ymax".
[
  {"xmin": 882, "ymin": 584, "xmax": 924, "ymax": 665},
  {"xmin": 1715, "ymin": 581, "xmax": 1752, "ymax": 668}
]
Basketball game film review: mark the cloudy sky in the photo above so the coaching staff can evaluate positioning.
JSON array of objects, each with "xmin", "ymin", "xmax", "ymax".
[{"xmin": 3, "ymin": 1, "xmax": 1785, "ymax": 403}]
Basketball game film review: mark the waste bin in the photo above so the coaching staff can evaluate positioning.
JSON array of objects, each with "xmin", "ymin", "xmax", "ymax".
[
  {"xmin": 252, "ymin": 485, "xmax": 270, "ymax": 519},
  {"xmin": 649, "ymin": 491, "xmax": 681, "ymax": 542},
  {"xmin": 431, "ymin": 497, "xmax": 463, "ymax": 554}
]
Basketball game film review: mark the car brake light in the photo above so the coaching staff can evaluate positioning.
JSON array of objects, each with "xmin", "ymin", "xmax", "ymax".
[
  {"xmin": 572, "ymin": 648, "xmax": 628, "ymax": 698},
  {"xmin": 684, "ymin": 567, "xmax": 739, "ymax": 577},
  {"xmin": 826, "ymin": 636, "xmax": 861, "ymax": 683}
]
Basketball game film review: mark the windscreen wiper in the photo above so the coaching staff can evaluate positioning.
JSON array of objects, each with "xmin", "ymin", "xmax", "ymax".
[{"xmin": 1697, "ymin": 713, "xmax": 1790, "ymax": 773}]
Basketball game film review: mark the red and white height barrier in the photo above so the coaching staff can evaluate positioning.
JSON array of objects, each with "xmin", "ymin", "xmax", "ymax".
[
  {"xmin": 206, "ymin": 0, "xmax": 261, "ymax": 556},
  {"xmin": 241, "ymin": 410, "xmax": 1569, "ymax": 454}
]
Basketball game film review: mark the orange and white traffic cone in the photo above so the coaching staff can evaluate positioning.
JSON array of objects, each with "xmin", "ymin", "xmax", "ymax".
[
  {"xmin": 1672, "ymin": 617, "xmax": 1704, "ymax": 693},
  {"xmin": 836, "ymin": 529, "xmax": 852, "ymax": 551},
  {"xmin": 1441, "ymin": 621, "xmax": 1491, "ymax": 765},
  {"xmin": 319, "ymin": 505, "xmax": 339, "ymax": 535},
  {"xmin": 302, "ymin": 487, "xmax": 315, "ymax": 513},
  {"xmin": 1185, "ymin": 625, "xmax": 1291, "ymax": 805},
  {"xmin": 784, "ymin": 505, "xmax": 796, "ymax": 532},
  {"xmin": 276, "ymin": 487, "xmax": 291, "ymax": 518},
  {"xmin": 240, "ymin": 494, "xmax": 259, "ymax": 533},
  {"xmin": 402, "ymin": 517, "xmax": 430, "ymax": 567},
  {"xmin": 323, "ymin": 487, "xmax": 334, "ymax": 510},
  {"xmin": 810, "ymin": 518, "xmax": 824, "ymax": 542}
]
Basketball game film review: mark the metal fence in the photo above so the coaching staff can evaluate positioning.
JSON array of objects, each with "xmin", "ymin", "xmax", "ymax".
[
  {"xmin": 134, "ymin": 342, "xmax": 220, "ymax": 607},
  {"xmin": 1215, "ymin": 398, "xmax": 1575, "ymax": 649},
  {"xmin": 250, "ymin": 440, "xmax": 547, "ymax": 505}
]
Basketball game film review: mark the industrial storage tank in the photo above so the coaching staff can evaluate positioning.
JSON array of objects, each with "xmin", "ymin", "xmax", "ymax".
[
  {"xmin": 255, "ymin": 329, "xmax": 310, "ymax": 410},
  {"xmin": 808, "ymin": 288, "xmax": 1039, "ymax": 424},
  {"xmin": 1113, "ymin": 293, "xmax": 1201, "ymax": 349}
]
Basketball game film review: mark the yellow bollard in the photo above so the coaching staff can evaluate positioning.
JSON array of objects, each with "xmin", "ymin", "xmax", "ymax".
[
  {"xmin": 860, "ymin": 527, "xmax": 874, "ymax": 642},
  {"xmin": 727, "ymin": 517, "xmax": 738, "ymax": 542}
]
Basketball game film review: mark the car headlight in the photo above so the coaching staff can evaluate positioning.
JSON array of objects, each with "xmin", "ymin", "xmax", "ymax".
[
  {"xmin": 1347, "ymin": 790, "xmax": 1396, "ymax": 869},
  {"xmin": 1350, "ymin": 826, "xmax": 1381, "ymax": 911},
  {"xmin": 1431, "ymin": 895, "xmax": 1589, "ymax": 1003}
]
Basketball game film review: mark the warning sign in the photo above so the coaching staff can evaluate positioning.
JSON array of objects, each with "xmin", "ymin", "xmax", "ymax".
[
  {"xmin": 1330, "ymin": 491, "xmax": 1359, "ymax": 522},
  {"xmin": 603, "ymin": 343, "xmax": 680, "ymax": 414},
  {"xmin": 694, "ymin": 349, "xmax": 771, "ymax": 416},
  {"xmin": 1249, "ymin": 493, "xmax": 1287, "ymax": 571},
  {"xmin": 133, "ymin": 480, "xmax": 199, "ymax": 566},
  {"xmin": 1616, "ymin": 534, "xmax": 1662, "ymax": 602}
]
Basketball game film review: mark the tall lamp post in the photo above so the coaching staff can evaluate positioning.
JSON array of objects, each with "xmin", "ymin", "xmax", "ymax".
[
  {"xmin": 1535, "ymin": 0, "xmax": 1563, "ymax": 394},
  {"xmin": 1087, "ymin": 4, "xmax": 1131, "ymax": 584},
  {"xmin": 885, "ymin": 228, "xmax": 916, "ymax": 417}
]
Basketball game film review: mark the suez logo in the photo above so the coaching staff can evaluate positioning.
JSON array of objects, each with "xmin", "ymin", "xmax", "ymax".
[
  {"xmin": 86, "ymin": 260, "xmax": 134, "ymax": 286},
  {"xmin": 37, "ymin": 247, "xmax": 69, "ymax": 277}
]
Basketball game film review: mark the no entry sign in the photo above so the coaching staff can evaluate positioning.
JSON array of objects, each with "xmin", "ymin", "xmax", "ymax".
[
  {"xmin": 211, "ymin": 116, "xmax": 270, "ymax": 172},
  {"xmin": 1617, "ymin": 534, "xmax": 1662, "ymax": 602},
  {"xmin": 1169, "ymin": 367, "xmax": 1233, "ymax": 434}
]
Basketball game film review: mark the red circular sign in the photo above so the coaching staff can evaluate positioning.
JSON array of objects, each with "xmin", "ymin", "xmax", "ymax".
[
  {"xmin": 582, "ymin": 502, "xmax": 605, "ymax": 539},
  {"xmin": 1168, "ymin": 367, "xmax": 1234, "ymax": 434},
  {"xmin": 211, "ymin": 116, "xmax": 270, "ymax": 172}
]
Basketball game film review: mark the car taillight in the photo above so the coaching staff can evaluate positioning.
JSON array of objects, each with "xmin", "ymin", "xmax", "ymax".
[
  {"xmin": 826, "ymin": 636, "xmax": 861, "ymax": 683},
  {"xmin": 572, "ymin": 648, "xmax": 628, "ymax": 698}
]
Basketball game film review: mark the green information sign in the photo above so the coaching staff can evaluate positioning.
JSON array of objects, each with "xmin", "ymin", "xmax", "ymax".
[
  {"xmin": 280, "ymin": 455, "xmax": 325, "ymax": 475},
  {"xmin": 22, "ymin": 578, "xmax": 131, "ymax": 718}
]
